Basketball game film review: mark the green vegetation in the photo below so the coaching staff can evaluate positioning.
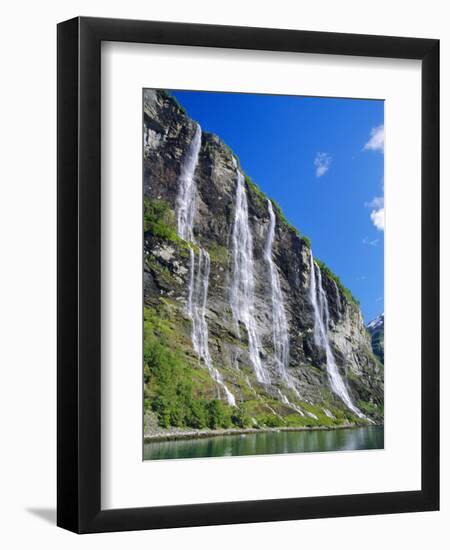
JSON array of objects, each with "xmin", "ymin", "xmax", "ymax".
[
  {"xmin": 207, "ymin": 243, "xmax": 229, "ymax": 264},
  {"xmin": 244, "ymin": 176, "xmax": 313, "ymax": 250},
  {"xmin": 144, "ymin": 198, "xmax": 191, "ymax": 253},
  {"xmin": 231, "ymin": 408, "xmax": 253, "ymax": 428},
  {"xmin": 357, "ymin": 400, "xmax": 383, "ymax": 418},
  {"xmin": 315, "ymin": 259, "xmax": 360, "ymax": 306},
  {"xmin": 237, "ymin": 389, "xmax": 362, "ymax": 429},
  {"xmin": 144, "ymin": 198, "xmax": 177, "ymax": 240},
  {"xmin": 300, "ymin": 235, "xmax": 311, "ymax": 248},
  {"xmin": 244, "ymin": 174, "xmax": 267, "ymax": 211},
  {"xmin": 143, "ymin": 302, "xmax": 366, "ymax": 431},
  {"xmin": 143, "ymin": 233, "xmax": 363, "ymax": 431},
  {"xmin": 271, "ymin": 199, "xmax": 300, "ymax": 236},
  {"xmin": 144, "ymin": 304, "xmax": 259, "ymax": 430},
  {"xmin": 145, "ymin": 255, "xmax": 178, "ymax": 287}
]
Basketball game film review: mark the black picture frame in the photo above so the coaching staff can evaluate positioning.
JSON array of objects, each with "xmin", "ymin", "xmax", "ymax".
[{"xmin": 57, "ymin": 16, "xmax": 439, "ymax": 533}]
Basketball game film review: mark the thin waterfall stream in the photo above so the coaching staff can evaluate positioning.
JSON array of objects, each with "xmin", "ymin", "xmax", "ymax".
[
  {"xmin": 265, "ymin": 200, "xmax": 303, "ymax": 410},
  {"xmin": 264, "ymin": 200, "xmax": 290, "ymax": 379},
  {"xmin": 309, "ymin": 249, "xmax": 365, "ymax": 418},
  {"xmin": 176, "ymin": 124, "xmax": 235, "ymax": 406},
  {"xmin": 230, "ymin": 167, "xmax": 270, "ymax": 384}
]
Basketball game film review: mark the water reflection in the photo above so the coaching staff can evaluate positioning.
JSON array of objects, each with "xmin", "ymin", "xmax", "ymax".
[{"xmin": 144, "ymin": 426, "xmax": 384, "ymax": 460}]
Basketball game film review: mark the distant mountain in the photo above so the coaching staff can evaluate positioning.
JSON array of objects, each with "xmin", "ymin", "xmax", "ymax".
[{"xmin": 367, "ymin": 313, "xmax": 384, "ymax": 364}]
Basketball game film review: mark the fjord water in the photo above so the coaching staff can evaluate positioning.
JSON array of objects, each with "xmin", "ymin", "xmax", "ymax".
[
  {"xmin": 176, "ymin": 124, "xmax": 235, "ymax": 405},
  {"xmin": 309, "ymin": 250, "xmax": 365, "ymax": 418},
  {"xmin": 144, "ymin": 426, "xmax": 384, "ymax": 460}
]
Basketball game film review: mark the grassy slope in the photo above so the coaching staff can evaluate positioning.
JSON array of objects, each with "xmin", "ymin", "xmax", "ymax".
[
  {"xmin": 144, "ymin": 299, "xmax": 363, "ymax": 431},
  {"xmin": 143, "ymin": 91, "xmax": 373, "ymax": 432}
]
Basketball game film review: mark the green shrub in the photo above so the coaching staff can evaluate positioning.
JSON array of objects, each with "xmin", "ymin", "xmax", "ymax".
[
  {"xmin": 231, "ymin": 408, "xmax": 252, "ymax": 429},
  {"xmin": 259, "ymin": 414, "xmax": 284, "ymax": 428},
  {"xmin": 144, "ymin": 331, "xmax": 196, "ymax": 428},
  {"xmin": 144, "ymin": 364, "xmax": 151, "ymax": 384},
  {"xmin": 206, "ymin": 399, "xmax": 233, "ymax": 429},
  {"xmin": 284, "ymin": 413, "xmax": 307, "ymax": 427},
  {"xmin": 144, "ymin": 198, "xmax": 180, "ymax": 242},
  {"xmin": 207, "ymin": 243, "xmax": 229, "ymax": 264},
  {"xmin": 301, "ymin": 235, "xmax": 311, "ymax": 248},
  {"xmin": 144, "ymin": 306, "xmax": 239, "ymax": 430},
  {"xmin": 243, "ymin": 177, "xmax": 312, "ymax": 249},
  {"xmin": 315, "ymin": 259, "xmax": 360, "ymax": 306},
  {"xmin": 186, "ymin": 399, "xmax": 209, "ymax": 429},
  {"xmin": 271, "ymin": 200, "xmax": 299, "ymax": 235}
]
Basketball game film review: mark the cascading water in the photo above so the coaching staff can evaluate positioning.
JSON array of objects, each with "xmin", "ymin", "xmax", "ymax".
[
  {"xmin": 190, "ymin": 248, "xmax": 236, "ymax": 405},
  {"xmin": 309, "ymin": 249, "xmax": 365, "ymax": 418},
  {"xmin": 176, "ymin": 125, "xmax": 202, "ymax": 242},
  {"xmin": 230, "ymin": 168, "xmax": 269, "ymax": 384},
  {"xmin": 333, "ymin": 279, "xmax": 342, "ymax": 317},
  {"xmin": 264, "ymin": 200, "xmax": 303, "ymax": 410},
  {"xmin": 176, "ymin": 124, "xmax": 235, "ymax": 406},
  {"xmin": 265, "ymin": 200, "xmax": 291, "ymax": 382},
  {"xmin": 277, "ymin": 389, "xmax": 305, "ymax": 416},
  {"xmin": 323, "ymin": 408, "xmax": 335, "ymax": 419}
]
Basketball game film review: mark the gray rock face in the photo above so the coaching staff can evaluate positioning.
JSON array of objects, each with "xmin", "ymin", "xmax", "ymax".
[
  {"xmin": 143, "ymin": 89, "xmax": 384, "ymax": 423},
  {"xmin": 367, "ymin": 313, "xmax": 385, "ymax": 365}
]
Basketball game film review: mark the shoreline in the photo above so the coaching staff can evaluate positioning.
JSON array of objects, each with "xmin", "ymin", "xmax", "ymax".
[{"xmin": 144, "ymin": 423, "xmax": 383, "ymax": 443}]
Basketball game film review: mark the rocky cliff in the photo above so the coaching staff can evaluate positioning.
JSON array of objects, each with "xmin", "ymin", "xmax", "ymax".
[
  {"xmin": 143, "ymin": 89, "xmax": 384, "ymax": 432},
  {"xmin": 368, "ymin": 313, "xmax": 385, "ymax": 365}
]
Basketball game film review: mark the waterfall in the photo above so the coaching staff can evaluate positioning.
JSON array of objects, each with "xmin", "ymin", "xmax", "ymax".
[
  {"xmin": 309, "ymin": 250, "xmax": 365, "ymax": 418},
  {"xmin": 264, "ymin": 200, "xmax": 303, "ymax": 407},
  {"xmin": 176, "ymin": 125, "xmax": 202, "ymax": 242},
  {"xmin": 277, "ymin": 389, "xmax": 305, "ymax": 416},
  {"xmin": 265, "ymin": 200, "xmax": 291, "ymax": 383},
  {"xmin": 190, "ymin": 248, "xmax": 236, "ymax": 405},
  {"xmin": 333, "ymin": 279, "xmax": 342, "ymax": 317},
  {"xmin": 176, "ymin": 124, "xmax": 235, "ymax": 406},
  {"xmin": 230, "ymin": 168, "xmax": 269, "ymax": 384}
]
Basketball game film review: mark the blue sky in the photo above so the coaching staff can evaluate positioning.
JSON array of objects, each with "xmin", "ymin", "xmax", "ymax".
[{"xmin": 171, "ymin": 90, "xmax": 384, "ymax": 323}]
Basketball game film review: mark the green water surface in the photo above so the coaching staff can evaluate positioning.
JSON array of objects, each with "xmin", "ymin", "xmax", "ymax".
[{"xmin": 143, "ymin": 425, "xmax": 384, "ymax": 460}]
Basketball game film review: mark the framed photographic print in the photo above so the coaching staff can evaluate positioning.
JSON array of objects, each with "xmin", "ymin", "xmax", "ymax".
[{"xmin": 57, "ymin": 17, "xmax": 439, "ymax": 533}]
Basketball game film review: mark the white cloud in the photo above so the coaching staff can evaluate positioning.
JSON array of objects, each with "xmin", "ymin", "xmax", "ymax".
[
  {"xmin": 370, "ymin": 207, "xmax": 385, "ymax": 231},
  {"xmin": 365, "ymin": 196, "xmax": 384, "ymax": 209},
  {"xmin": 363, "ymin": 124, "xmax": 384, "ymax": 153},
  {"xmin": 314, "ymin": 152, "xmax": 331, "ymax": 177},
  {"xmin": 362, "ymin": 237, "xmax": 379, "ymax": 247},
  {"xmin": 365, "ymin": 196, "xmax": 384, "ymax": 231}
]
